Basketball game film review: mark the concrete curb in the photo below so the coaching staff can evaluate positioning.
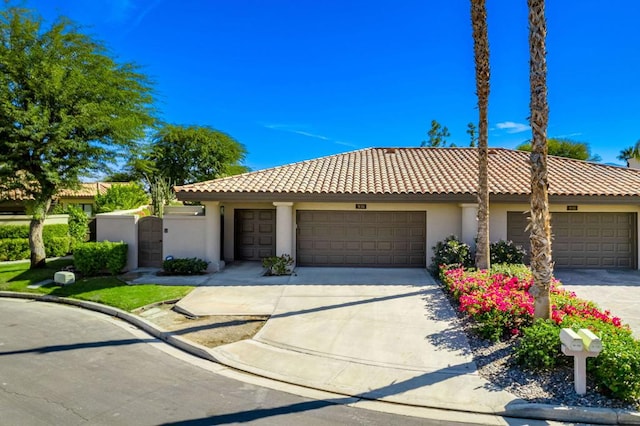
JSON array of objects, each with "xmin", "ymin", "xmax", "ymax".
[{"xmin": 2, "ymin": 291, "xmax": 639, "ymax": 425}]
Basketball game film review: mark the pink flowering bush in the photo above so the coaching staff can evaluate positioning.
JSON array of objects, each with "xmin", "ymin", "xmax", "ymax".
[
  {"xmin": 441, "ymin": 267, "xmax": 626, "ymax": 341},
  {"xmin": 441, "ymin": 265, "xmax": 640, "ymax": 402}
]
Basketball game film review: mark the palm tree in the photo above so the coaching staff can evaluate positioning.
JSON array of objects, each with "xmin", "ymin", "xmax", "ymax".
[
  {"xmin": 471, "ymin": 0, "xmax": 490, "ymax": 270},
  {"xmin": 527, "ymin": 0, "xmax": 553, "ymax": 319},
  {"xmin": 618, "ymin": 139, "xmax": 640, "ymax": 164}
]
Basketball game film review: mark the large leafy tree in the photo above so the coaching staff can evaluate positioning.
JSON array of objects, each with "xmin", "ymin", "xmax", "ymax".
[
  {"xmin": 149, "ymin": 124, "xmax": 248, "ymax": 186},
  {"xmin": 527, "ymin": 0, "xmax": 553, "ymax": 319},
  {"xmin": 517, "ymin": 138, "xmax": 601, "ymax": 161},
  {"xmin": 0, "ymin": 7, "xmax": 155, "ymax": 268},
  {"xmin": 471, "ymin": 0, "xmax": 490, "ymax": 270}
]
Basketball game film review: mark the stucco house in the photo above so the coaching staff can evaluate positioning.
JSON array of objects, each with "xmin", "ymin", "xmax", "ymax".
[{"xmin": 170, "ymin": 147, "xmax": 640, "ymax": 271}]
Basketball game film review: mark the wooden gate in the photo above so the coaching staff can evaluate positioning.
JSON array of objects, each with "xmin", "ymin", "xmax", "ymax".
[{"xmin": 138, "ymin": 216, "xmax": 163, "ymax": 267}]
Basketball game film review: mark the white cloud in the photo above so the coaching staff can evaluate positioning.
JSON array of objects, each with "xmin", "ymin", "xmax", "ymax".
[
  {"xmin": 496, "ymin": 121, "xmax": 531, "ymax": 134},
  {"xmin": 263, "ymin": 123, "xmax": 358, "ymax": 148}
]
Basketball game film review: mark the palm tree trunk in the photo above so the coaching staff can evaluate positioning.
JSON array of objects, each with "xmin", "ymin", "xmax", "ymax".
[
  {"xmin": 528, "ymin": 0, "xmax": 552, "ymax": 319},
  {"xmin": 471, "ymin": 0, "xmax": 490, "ymax": 270}
]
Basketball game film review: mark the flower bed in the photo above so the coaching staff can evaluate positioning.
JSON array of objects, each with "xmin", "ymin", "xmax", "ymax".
[{"xmin": 440, "ymin": 265, "xmax": 640, "ymax": 402}]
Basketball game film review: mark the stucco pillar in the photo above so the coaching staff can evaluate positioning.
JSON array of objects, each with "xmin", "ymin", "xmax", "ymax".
[
  {"xmin": 459, "ymin": 203, "xmax": 479, "ymax": 250},
  {"xmin": 203, "ymin": 201, "xmax": 222, "ymax": 272},
  {"xmin": 273, "ymin": 202, "xmax": 294, "ymax": 257}
]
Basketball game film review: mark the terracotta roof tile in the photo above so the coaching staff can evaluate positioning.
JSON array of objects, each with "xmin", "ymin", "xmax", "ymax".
[
  {"xmin": 1, "ymin": 182, "xmax": 120, "ymax": 201},
  {"xmin": 175, "ymin": 148, "xmax": 640, "ymax": 198}
]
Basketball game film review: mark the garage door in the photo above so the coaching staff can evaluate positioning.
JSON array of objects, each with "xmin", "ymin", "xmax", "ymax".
[
  {"xmin": 235, "ymin": 209, "xmax": 275, "ymax": 261},
  {"xmin": 296, "ymin": 211, "xmax": 426, "ymax": 267},
  {"xmin": 507, "ymin": 212, "xmax": 637, "ymax": 269}
]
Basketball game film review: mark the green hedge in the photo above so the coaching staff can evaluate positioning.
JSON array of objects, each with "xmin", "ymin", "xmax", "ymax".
[
  {"xmin": 0, "ymin": 224, "xmax": 72, "ymax": 261},
  {"xmin": 45, "ymin": 236, "xmax": 71, "ymax": 257},
  {"xmin": 163, "ymin": 257, "xmax": 208, "ymax": 275},
  {"xmin": 0, "ymin": 238, "xmax": 30, "ymax": 261},
  {"xmin": 74, "ymin": 241, "xmax": 128, "ymax": 276}
]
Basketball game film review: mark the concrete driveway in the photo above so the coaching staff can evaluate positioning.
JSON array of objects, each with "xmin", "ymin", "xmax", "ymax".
[
  {"xmin": 176, "ymin": 268, "xmax": 522, "ymax": 415},
  {"xmin": 554, "ymin": 269, "xmax": 640, "ymax": 338}
]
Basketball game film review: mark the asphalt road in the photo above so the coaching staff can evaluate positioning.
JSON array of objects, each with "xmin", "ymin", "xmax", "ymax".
[{"xmin": 0, "ymin": 298, "xmax": 435, "ymax": 426}]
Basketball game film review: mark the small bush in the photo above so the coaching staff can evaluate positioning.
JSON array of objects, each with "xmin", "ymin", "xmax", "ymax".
[
  {"xmin": 262, "ymin": 254, "xmax": 294, "ymax": 276},
  {"xmin": 0, "ymin": 238, "xmax": 30, "ymax": 261},
  {"xmin": 592, "ymin": 334, "xmax": 640, "ymax": 401},
  {"xmin": 490, "ymin": 240, "xmax": 526, "ymax": 265},
  {"xmin": 44, "ymin": 236, "xmax": 71, "ymax": 257},
  {"xmin": 515, "ymin": 319, "xmax": 563, "ymax": 369},
  {"xmin": 0, "ymin": 225, "xmax": 29, "ymax": 239},
  {"xmin": 163, "ymin": 257, "xmax": 208, "ymax": 275},
  {"xmin": 430, "ymin": 235, "xmax": 473, "ymax": 273},
  {"xmin": 67, "ymin": 205, "xmax": 89, "ymax": 251},
  {"xmin": 42, "ymin": 224, "xmax": 69, "ymax": 239},
  {"xmin": 489, "ymin": 263, "xmax": 531, "ymax": 280},
  {"xmin": 74, "ymin": 241, "xmax": 128, "ymax": 276},
  {"xmin": 95, "ymin": 183, "xmax": 149, "ymax": 213}
]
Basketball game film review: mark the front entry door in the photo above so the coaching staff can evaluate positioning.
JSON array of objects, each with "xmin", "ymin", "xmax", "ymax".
[
  {"xmin": 138, "ymin": 216, "xmax": 163, "ymax": 267},
  {"xmin": 235, "ymin": 209, "xmax": 275, "ymax": 260}
]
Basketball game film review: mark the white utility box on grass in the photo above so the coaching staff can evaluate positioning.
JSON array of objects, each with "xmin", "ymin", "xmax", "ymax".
[{"xmin": 54, "ymin": 271, "xmax": 75, "ymax": 286}]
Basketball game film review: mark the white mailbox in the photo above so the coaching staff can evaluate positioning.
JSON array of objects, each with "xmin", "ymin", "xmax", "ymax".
[
  {"xmin": 560, "ymin": 328, "xmax": 603, "ymax": 395},
  {"xmin": 560, "ymin": 328, "xmax": 584, "ymax": 351},
  {"xmin": 578, "ymin": 329, "xmax": 603, "ymax": 353}
]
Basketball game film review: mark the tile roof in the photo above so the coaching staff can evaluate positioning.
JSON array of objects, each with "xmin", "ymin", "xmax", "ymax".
[
  {"xmin": 1, "ymin": 182, "xmax": 119, "ymax": 201},
  {"xmin": 174, "ymin": 148, "xmax": 640, "ymax": 199},
  {"xmin": 57, "ymin": 182, "xmax": 117, "ymax": 198}
]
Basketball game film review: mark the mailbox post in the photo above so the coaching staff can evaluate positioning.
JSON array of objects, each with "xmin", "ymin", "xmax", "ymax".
[{"xmin": 560, "ymin": 328, "xmax": 602, "ymax": 395}]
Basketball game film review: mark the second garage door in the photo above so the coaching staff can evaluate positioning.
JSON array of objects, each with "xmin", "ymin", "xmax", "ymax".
[
  {"xmin": 507, "ymin": 212, "xmax": 637, "ymax": 269},
  {"xmin": 296, "ymin": 210, "xmax": 426, "ymax": 267}
]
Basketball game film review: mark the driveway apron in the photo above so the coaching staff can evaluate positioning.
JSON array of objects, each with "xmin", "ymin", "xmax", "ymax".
[
  {"xmin": 554, "ymin": 269, "xmax": 640, "ymax": 339},
  {"xmin": 180, "ymin": 272, "xmax": 521, "ymax": 414}
]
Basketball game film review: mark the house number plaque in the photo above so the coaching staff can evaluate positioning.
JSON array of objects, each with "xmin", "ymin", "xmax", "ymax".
[{"xmin": 355, "ymin": 204, "xmax": 367, "ymax": 209}]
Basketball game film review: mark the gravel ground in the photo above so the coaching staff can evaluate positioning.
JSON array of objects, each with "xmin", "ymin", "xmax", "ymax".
[{"xmin": 452, "ymin": 301, "xmax": 640, "ymax": 411}]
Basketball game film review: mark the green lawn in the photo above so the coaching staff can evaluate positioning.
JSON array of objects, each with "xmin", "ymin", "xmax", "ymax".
[{"xmin": 0, "ymin": 259, "xmax": 193, "ymax": 311}]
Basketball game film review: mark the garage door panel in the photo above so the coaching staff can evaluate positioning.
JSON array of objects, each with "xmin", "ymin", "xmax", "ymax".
[
  {"xmin": 507, "ymin": 211, "xmax": 636, "ymax": 269},
  {"xmin": 297, "ymin": 210, "xmax": 426, "ymax": 267}
]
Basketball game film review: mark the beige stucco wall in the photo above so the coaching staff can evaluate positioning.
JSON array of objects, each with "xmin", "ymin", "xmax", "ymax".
[
  {"xmin": 168, "ymin": 199, "xmax": 640, "ymax": 271},
  {"xmin": 0, "ymin": 214, "xmax": 69, "ymax": 226},
  {"xmin": 95, "ymin": 211, "xmax": 140, "ymax": 271},
  {"xmin": 162, "ymin": 215, "xmax": 206, "ymax": 261}
]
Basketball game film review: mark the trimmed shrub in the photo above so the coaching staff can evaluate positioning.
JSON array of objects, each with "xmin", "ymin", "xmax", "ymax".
[
  {"xmin": 163, "ymin": 257, "xmax": 208, "ymax": 275},
  {"xmin": 42, "ymin": 224, "xmax": 69, "ymax": 239},
  {"xmin": 95, "ymin": 183, "xmax": 149, "ymax": 213},
  {"xmin": 489, "ymin": 263, "xmax": 531, "ymax": 280},
  {"xmin": 490, "ymin": 240, "xmax": 526, "ymax": 265},
  {"xmin": 0, "ymin": 225, "xmax": 29, "ymax": 239},
  {"xmin": 74, "ymin": 241, "xmax": 128, "ymax": 276},
  {"xmin": 262, "ymin": 254, "xmax": 294, "ymax": 276},
  {"xmin": 515, "ymin": 319, "xmax": 564, "ymax": 369},
  {"xmin": 0, "ymin": 238, "xmax": 30, "ymax": 261},
  {"xmin": 430, "ymin": 235, "xmax": 473, "ymax": 273},
  {"xmin": 44, "ymin": 236, "xmax": 71, "ymax": 257},
  {"xmin": 67, "ymin": 205, "xmax": 89, "ymax": 251},
  {"xmin": 0, "ymin": 224, "xmax": 71, "ymax": 260}
]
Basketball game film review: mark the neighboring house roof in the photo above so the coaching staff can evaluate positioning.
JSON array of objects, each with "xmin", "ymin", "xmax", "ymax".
[
  {"xmin": 175, "ymin": 148, "xmax": 640, "ymax": 202},
  {"xmin": 1, "ymin": 182, "xmax": 120, "ymax": 202},
  {"xmin": 57, "ymin": 182, "xmax": 117, "ymax": 199}
]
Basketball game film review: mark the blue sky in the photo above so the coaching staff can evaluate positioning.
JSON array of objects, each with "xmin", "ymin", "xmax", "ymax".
[{"xmin": 20, "ymin": 0, "xmax": 640, "ymax": 170}]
